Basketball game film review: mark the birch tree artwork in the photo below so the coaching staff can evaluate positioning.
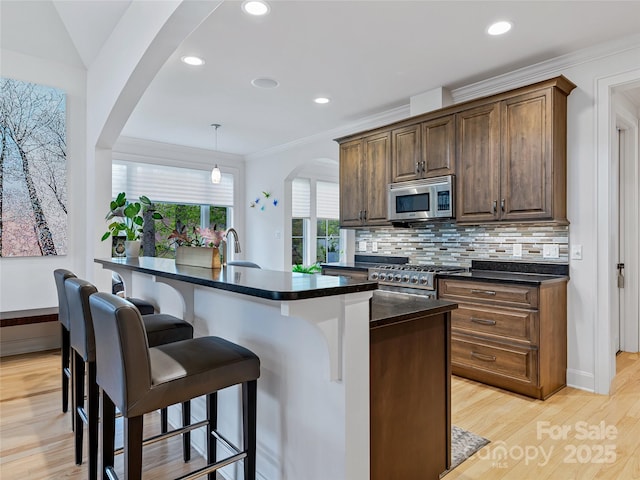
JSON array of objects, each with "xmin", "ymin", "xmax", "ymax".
[{"xmin": 0, "ymin": 77, "xmax": 67, "ymax": 257}]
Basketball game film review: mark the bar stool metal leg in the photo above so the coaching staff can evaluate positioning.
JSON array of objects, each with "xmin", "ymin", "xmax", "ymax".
[
  {"xmin": 61, "ymin": 325, "xmax": 71, "ymax": 414},
  {"xmin": 124, "ymin": 416, "xmax": 144, "ymax": 480},
  {"xmin": 182, "ymin": 401, "xmax": 191, "ymax": 462},
  {"xmin": 243, "ymin": 380, "xmax": 258, "ymax": 480},
  {"xmin": 88, "ymin": 361, "xmax": 99, "ymax": 480},
  {"xmin": 206, "ymin": 393, "xmax": 217, "ymax": 480},
  {"xmin": 73, "ymin": 351, "xmax": 85, "ymax": 465},
  {"xmin": 102, "ymin": 392, "xmax": 116, "ymax": 480}
]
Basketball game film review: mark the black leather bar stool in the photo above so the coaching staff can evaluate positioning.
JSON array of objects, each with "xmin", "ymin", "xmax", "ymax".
[
  {"xmin": 89, "ymin": 292, "xmax": 260, "ymax": 480},
  {"xmin": 53, "ymin": 269, "xmax": 77, "ymax": 427},
  {"xmin": 65, "ymin": 278, "xmax": 195, "ymax": 480}
]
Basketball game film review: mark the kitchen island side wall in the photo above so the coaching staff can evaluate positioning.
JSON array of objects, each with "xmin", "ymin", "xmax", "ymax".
[{"xmin": 355, "ymin": 222, "xmax": 568, "ymax": 266}]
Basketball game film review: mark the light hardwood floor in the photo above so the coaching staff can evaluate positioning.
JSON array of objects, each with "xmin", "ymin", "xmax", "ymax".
[{"xmin": 1, "ymin": 350, "xmax": 639, "ymax": 479}]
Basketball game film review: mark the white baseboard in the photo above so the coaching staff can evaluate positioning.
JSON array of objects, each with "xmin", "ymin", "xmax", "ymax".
[
  {"xmin": 566, "ymin": 368, "xmax": 595, "ymax": 393},
  {"xmin": 0, "ymin": 323, "xmax": 60, "ymax": 357}
]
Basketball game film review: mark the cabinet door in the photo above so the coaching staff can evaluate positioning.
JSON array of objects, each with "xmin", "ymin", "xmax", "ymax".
[
  {"xmin": 500, "ymin": 89, "xmax": 552, "ymax": 221},
  {"xmin": 391, "ymin": 124, "xmax": 422, "ymax": 182},
  {"xmin": 456, "ymin": 103, "xmax": 501, "ymax": 222},
  {"xmin": 422, "ymin": 114, "xmax": 455, "ymax": 177},
  {"xmin": 339, "ymin": 139, "xmax": 364, "ymax": 227},
  {"xmin": 364, "ymin": 132, "xmax": 391, "ymax": 225}
]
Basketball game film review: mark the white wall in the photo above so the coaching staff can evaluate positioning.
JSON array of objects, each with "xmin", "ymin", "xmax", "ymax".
[{"xmin": 0, "ymin": 50, "xmax": 87, "ymax": 314}]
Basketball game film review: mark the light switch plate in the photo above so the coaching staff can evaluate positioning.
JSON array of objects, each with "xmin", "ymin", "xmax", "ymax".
[
  {"xmin": 543, "ymin": 244, "xmax": 559, "ymax": 259},
  {"xmin": 359, "ymin": 241, "xmax": 367, "ymax": 252},
  {"xmin": 571, "ymin": 245, "xmax": 583, "ymax": 260},
  {"xmin": 512, "ymin": 244, "xmax": 522, "ymax": 258}
]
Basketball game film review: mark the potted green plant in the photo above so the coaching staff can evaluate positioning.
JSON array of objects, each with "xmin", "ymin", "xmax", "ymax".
[{"xmin": 101, "ymin": 192, "xmax": 161, "ymax": 257}]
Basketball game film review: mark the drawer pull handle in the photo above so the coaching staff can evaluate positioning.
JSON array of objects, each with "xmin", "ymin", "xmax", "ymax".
[
  {"xmin": 471, "ymin": 351, "xmax": 496, "ymax": 362},
  {"xmin": 470, "ymin": 317, "xmax": 497, "ymax": 326},
  {"xmin": 470, "ymin": 289, "xmax": 496, "ymax": 295}
]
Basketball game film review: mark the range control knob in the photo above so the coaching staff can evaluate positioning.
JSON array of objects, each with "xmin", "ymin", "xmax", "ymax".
[
  {"xmin": 394, "ymin": 274, "xmax": 402, "ymax": 282},
  {"xmin": 419, "ymin": 276, "xmax": 429, "ymax": 285},
  {"xmin": 378, "ymin": 273, "xmax": 386, "ymax": 281},
  {"xmin": 411, "ymin": 276, "xmax": 419, "ymax": 284},
  {"xmin": 402, "ymin": 275, "xmax": 410, "ymax": 283},
  {"xmin": 370, "ymin": 272, "xmax": 379, "ymax": 280}
]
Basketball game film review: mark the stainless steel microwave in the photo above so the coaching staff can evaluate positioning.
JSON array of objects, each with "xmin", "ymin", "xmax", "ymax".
[{"xmin": 387, "ymin": 175, "xmax": 455, "ymax": 222}]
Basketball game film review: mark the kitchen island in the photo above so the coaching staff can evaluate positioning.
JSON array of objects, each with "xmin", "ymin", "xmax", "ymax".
[{"xmin": 96, "ymin": 257, "xmax": 457, "ymax": 479}]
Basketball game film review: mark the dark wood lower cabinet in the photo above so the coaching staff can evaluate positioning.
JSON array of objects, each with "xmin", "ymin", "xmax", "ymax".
[{"xmin": 370, "ymin": 311, "xmax": 451, "ymax": 480}]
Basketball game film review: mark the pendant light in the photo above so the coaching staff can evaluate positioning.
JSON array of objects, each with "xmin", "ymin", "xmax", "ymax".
[{"xmin": 210, "ymin": 123, "xmax": 222, "ymax": 184}]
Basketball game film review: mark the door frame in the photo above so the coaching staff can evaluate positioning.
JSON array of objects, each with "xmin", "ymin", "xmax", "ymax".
[
  {"xmin": 615, "ymin": 100, "xmax": 640, "ymax": 353},
  {"xmin": 595, "ymin": 69, "xmax": 640, "ymax": 394}
]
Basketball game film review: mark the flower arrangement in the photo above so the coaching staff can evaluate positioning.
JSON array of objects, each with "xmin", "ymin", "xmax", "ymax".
[{"xmin": 168, "ymin": 220, "xmax": 226, "ymax": 248}]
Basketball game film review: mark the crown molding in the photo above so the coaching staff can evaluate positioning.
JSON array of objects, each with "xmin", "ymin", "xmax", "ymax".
[{"xmin": 451, "ymin": 33, "xmax": 640, "ymax": 103}]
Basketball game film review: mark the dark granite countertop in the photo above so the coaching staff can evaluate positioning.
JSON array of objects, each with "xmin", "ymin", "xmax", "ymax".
[
  {"xmin": 95, "ymin": 257, "xmax": 378, "ymax": 301},
  {"xmin": 437, "ymin": 260, "xmax": 569, "ymax": 286},
  {"xmin": 370, "ymin": 291, "xmax": 457, "ymax": 329}
]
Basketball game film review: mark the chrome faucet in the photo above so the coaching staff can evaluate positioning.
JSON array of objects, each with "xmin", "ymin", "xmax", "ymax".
[{"xmin": 225, "ymin": 227, "xmax": 241, "ymax": 257}]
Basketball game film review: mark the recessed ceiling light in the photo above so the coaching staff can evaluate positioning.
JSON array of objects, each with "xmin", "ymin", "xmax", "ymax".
[
  {"xmin": 242, "ymin": 0, "xmax": 270, "ymax": 16},
  {"xmin": 251, "ymin": 77, "xmax": 279, "ymax": 89},
  {"xmin": 314, "ymin": 97, "xmax": 331, "ymax": 104},
  {"xmin": 487, "ymin": 21, "xmax": 512, "ymax": 36},
  {"xmin": 181, "ymin": 55, "xmax": 205, "ymax": 66}
]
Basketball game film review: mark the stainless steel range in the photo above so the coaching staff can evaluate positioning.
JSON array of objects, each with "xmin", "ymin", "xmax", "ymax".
[{"xmin": 368, "ymin": 264, "xmax": 467, "ymax": 298}]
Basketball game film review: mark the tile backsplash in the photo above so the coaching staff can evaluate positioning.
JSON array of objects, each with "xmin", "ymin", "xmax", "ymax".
[{"xmin": 355, "ymin": 222, "xmax": 568, "ymax": 267}]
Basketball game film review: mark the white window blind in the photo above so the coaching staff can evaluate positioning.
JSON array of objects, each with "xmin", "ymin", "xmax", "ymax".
[
  {"xmin": 112, "ymin": 160, "xmax": 234, "ymax": 207},
  {"xmin": 317, "ymin": 181, "xmax": 339, "ymax": 219},
  {"xmin": 292, "ymin": 178, "xmax": 310, "ymax": 217}
]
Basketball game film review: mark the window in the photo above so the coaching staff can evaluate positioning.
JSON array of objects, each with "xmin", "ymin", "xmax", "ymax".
[
  {"xmin": 154, "ymin": 203, "xmax": 228, "ymax": 258},
  {"xmin": 291, "ymin": 178, "xmax": 310, "ymax": 265},
  {"xmin": 316, "ymin": 218, "xmax": 340, "ymax": 263},
  {"xmin": 291, "ymin": 178, "xmax": 340, "ymax": 266},
  {"xmin": 112, "ymin": 160, "xmax": 233, "ymax": 257}
]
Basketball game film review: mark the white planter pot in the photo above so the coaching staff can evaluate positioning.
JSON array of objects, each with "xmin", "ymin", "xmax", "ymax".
[{"xmin": 124, "ymin": 240, "xmax": 141, "ymax": 258}]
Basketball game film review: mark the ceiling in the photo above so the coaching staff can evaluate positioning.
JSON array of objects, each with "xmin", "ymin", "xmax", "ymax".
[{"xmin": 3, "ymin": 1, "xmax": 640, "ymax": 157}]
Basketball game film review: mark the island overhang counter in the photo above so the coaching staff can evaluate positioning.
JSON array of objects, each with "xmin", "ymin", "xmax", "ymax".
[{"xmin": 95, "ymin": 257, "xmax": 456, "ymax": 480}]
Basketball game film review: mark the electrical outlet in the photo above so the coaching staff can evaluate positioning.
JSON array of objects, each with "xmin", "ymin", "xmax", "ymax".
[
  {"xmin": 571, "ymin": 245, "xmax": 583, "ymax": 260},
  {"xmin": 512, "ymin": 244, "xmax": 522, "ymax": 258},
  {"xmin": 372, "ymin": 242, "xmax": 378, "ymax": 253},
  {"xmin": 543, "ymin": 244, "xmax": 559, "ymax": 259},
  {"xmin": 359, "ymin": 241, "xmax": 367, "ymax": 252}
]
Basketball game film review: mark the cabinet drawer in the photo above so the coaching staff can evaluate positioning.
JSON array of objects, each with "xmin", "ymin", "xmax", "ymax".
[
  {"xmin": 451, "ymin": 304, "xmax": 538, "ymax": 344},
  {"xmin": 451, "ymin": 334, "xmax": 537, "ymax": 385},
  {"xmin": 439, "ymin": 279, "xmax": 538, "ymax": 308}
]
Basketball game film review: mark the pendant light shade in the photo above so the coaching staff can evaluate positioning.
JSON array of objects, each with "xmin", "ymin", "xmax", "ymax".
[
  {"xmin": 211, "ymin": 123, "xmax": 222, "ymax": 184},
  {"xmin": 211, "ymin": 164, "xmax": 221, "ymax": 184}
]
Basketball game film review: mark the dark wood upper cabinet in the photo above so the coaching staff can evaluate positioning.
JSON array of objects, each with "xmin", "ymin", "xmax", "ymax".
[
  {"xmin": 339, "ymin": 132, "xmax": 391, "ymax": 228},
  {"xmin": 422, "ymin": 114, "xmax": 455, "ymax": 177},
  {"xmin": 391, "ymin": 124, "xmax": 422, "ymax": 182},
  {"xmin": 456, "ymin": 78, "xmax": 574, "ymax": 224},
  {"xmin": 337, "ymin": 75, "xmax": 575, "ymax": 226},
  {"xmin": 391, "ymin": 115, "xmax": 455, "ymax": 182},
  {"xmin": 456, "ymin": 104, "xmax": 500, "ymax": 223},
  {"xmin": 339, "ymin": 139, "xmax": 365, "ymax": 227}
]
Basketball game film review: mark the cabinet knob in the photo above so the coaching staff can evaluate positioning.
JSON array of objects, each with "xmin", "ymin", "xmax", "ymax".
[
  {"xmin": 363, "ymin": 210, "xmax": 367, "ymax": 220},
  {"xmin": 501, "ymin": 199, "xmax": 505, "ymax": 212},
  {"xmin": 415, "ymin": 162, "xmax": 420, "ymax": 174},
  {"xmin": 492, "ymin": 200, "xmax": 497, "ymax": 213},
  {"xmin": 421, "ymin": 160, "xmax": 426, "ymax": 173}
]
